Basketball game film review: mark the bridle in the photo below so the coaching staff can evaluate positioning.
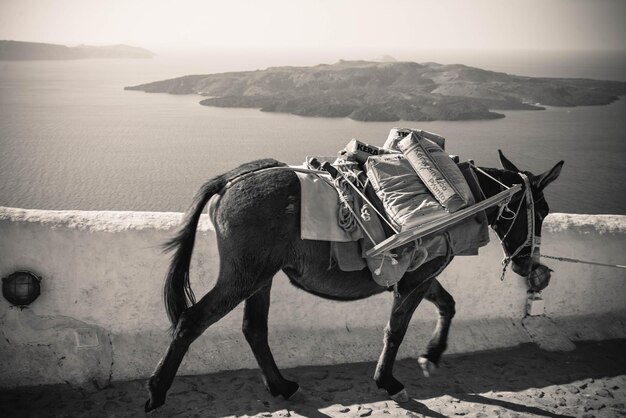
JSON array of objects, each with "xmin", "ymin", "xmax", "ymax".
[
  {"xmin": 494, "ymin": 173, "xmax": 539, "ymax": 280},
  {"xmin": 472, "ymin": 166, "xmax": 539, "ymax": 280}
]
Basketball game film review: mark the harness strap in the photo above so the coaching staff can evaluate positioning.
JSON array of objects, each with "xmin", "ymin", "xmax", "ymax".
[{"xmin": 498, "ymin": 173, "xmax": 535, "ymax": 280}]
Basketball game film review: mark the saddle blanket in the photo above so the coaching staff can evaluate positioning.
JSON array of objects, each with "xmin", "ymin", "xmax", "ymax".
[{"xmin": 295, "ymin": 168, "xmax": 363, "ymax": 242}]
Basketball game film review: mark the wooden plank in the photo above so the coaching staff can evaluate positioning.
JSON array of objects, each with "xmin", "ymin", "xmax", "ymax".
[{"xmin": 366, "ymin": 184, "xmax": 522, "ymax": 257}]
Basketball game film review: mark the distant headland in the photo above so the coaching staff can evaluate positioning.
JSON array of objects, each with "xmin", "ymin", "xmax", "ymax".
[
  {"xmin": 0, "ymin": 40, "xmax": 154, "ymax": 60},
  {"xmin": 125, "ymin": 60, "xmax": 626, "ymax": 122}
]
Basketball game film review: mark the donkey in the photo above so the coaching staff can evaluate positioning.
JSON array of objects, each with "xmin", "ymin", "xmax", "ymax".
[{"xmin": 145, "ymin": 150, "xmax": 563, "ymax": 411}]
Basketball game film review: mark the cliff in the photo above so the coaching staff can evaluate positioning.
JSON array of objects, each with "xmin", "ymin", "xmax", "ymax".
[
  {"xmin": 125, "ymin": 60, "xmax": 626, "ymax": 121},
  {"xmin": 0, "ymin": 40, "xmax": 154, "ymax": 60}
]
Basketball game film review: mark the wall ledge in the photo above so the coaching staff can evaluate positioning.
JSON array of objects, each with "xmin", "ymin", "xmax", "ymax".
[
  {"xmin": 544, "ymin": 213, "xmax": 626, "ymax": 234},
  {"xmin": 2, "ymin": 206, "xmax": 624, "ymax": 234},
  {"xmin": 1, "ymin": 207, "xmax": 625, "ymax": 387},
  {"xmin": 0, "ymin": 206, "xmax": 213, "ymax": 232}
]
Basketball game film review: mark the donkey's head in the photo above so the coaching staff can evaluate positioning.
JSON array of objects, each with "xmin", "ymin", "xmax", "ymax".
[{"xmin": 492, "ymin": 150, "xmax": 564, "ymax": 288}]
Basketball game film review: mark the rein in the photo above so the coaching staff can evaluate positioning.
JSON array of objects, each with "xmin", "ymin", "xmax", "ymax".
[{"xmin": 540, "ymin": 254, "xmax": 626, "ymax": 270}]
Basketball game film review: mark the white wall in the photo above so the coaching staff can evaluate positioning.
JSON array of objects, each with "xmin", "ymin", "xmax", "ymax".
[{"xmin": 1, "ymin": 207, "xmax": 624, "ymax": 388}]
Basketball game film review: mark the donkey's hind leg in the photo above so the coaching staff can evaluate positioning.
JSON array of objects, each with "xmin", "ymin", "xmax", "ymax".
[
  {"xmin": 243, "ymin": 280, "xmax": 300, "ymax": 399},
  {"xmin": 419, "ymin": 278, "xmax": 456, "ymax": 377},
  {"xmin": 146, "ymin": 278, "xmax": 261, "ymax": 412}
]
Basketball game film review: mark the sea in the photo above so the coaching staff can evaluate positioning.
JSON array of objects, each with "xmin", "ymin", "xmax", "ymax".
[{"xmin": 1, "ymin": 49, "xmax": 625, "ymax": 214}]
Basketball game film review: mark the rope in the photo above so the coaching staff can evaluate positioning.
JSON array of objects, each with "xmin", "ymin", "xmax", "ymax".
[
  {"xmin": 334, "ymin": 177, "xmax": 358, "ymax": 233},
  {"xmin": 471, "ymin": 164, "xmax": 511, "ymax": 190},
  {"xmin": 334, "ymin": 165, "xmax": 400, "ymax": 234},
  {"xmin": 541, "ymin": 254, "xmax": 626, "ymax": 270},
  {"xmin": 333, "ymin": 179, "xmax": 376, "ymax": 244}
]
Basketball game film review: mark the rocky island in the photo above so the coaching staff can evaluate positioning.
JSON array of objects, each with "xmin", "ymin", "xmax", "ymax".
[
  {"xmin": 0, "ymin": 40, "xmax": 154, "ymax": 60},
  {"xmin": 125, "ymin": 60, "xmax": 626, "ymax": 121}
]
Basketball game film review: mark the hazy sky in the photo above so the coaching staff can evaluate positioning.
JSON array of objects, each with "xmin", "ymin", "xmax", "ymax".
[{"xmin": 1, "ymin": 0, "xmax": 624, "ymax": 52}]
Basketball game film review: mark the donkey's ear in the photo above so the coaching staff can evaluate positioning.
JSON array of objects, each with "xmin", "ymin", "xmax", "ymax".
[
  {"xmin": 498, "ymin": 149, "xmax": 520, "ymax": 172},
  {"xmin": 533, "ymin": 160, "xmax": 564, "ymax": 191}
]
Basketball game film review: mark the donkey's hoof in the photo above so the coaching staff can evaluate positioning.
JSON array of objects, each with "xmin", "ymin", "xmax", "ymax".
[
  {"xmin": 418, "ymin": 356, "xmax": 437, "ymax": 378},
  {"xmin": 390, "ymin": 388, "xmax": 409, "ymax": 403},
  {"xmin": 144, "ymin": 397, "xmax": 164, "ymax": 413},
  {"xmin": 285, "ymin": 385, "xmax": 302, "ymax": 401}
]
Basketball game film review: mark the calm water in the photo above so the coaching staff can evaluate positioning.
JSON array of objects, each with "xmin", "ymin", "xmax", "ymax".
[{"xmin": 1, "ymin": 52, "xmax": 625, "ymax": 214}]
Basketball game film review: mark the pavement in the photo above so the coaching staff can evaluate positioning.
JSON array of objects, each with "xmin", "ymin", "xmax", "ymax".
[{"xmin": 2, "ymin": 339, "xmax": 625, "ymax": 418}]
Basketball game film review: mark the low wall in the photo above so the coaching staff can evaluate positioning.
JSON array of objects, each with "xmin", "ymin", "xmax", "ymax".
[{"xmin": 1, "ymin": 207, "xmax": 625, "ymax": 388}]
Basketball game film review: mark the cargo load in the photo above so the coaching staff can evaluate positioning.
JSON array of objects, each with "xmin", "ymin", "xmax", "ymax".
[
  {"xmin": 341, "ymin": 127, "xmax": 476, "ymax": 232},
  {"xmin": 365, "ymin": 153, "xmax": 449, "ymax": 232},
  {"xmin": 384, "ymin": 127, "xmax": 446, "ymax": 151},
  {"xmin": 397, "ymin": 132, "xmax": 474, "ymax": 213},
  {"xmin": 342, "ymin": 138, "xmax": 398, "ymax": 165},
  {"xmin": 299, "ymin": 127, "xmax": 491, "ymax": 287}
]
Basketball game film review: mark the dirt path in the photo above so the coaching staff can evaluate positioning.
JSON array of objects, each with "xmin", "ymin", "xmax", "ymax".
[{"xmin": 2, "ymin": 339, "xmax": 625, "ymax": 417}]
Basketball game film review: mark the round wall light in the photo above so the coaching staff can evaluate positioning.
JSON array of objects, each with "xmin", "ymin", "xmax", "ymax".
[{"xmin": 2, "ymin": 271, "xmax": 42, "ymax": 306}]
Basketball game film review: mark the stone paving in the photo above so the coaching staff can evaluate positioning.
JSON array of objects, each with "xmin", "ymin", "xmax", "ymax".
[{"xmin": 2, "ymin": 339, "xmax": 625, "ymax": 417}]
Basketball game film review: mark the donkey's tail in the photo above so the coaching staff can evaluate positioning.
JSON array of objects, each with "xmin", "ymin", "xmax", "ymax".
[
  {"xmin": 162, "ymin": 175, "xmax": 226, "ymax": 328},
  {"xmin": 162, "ymin": 159, "xmax": 284, "ymax": 329}
]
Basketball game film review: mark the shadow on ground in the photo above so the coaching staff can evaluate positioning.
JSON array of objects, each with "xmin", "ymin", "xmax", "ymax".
[{"xmin": 1, "ymin": 339, "xmax": 625, "ymax": 417}]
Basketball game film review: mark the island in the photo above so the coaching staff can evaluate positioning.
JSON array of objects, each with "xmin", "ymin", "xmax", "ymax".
[
  {"xmin": 0, "ymin": 40, "xmax": 154, "ymax": 60},
  {"xmin": 125, "ymin": 60, "xmax": 626, "ymax": 121}
]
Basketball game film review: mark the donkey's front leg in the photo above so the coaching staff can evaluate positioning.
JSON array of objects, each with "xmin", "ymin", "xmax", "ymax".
[
  {"xmin": 419, "ymin": 278, "xmax": 456, "ymax": 377},
  {"xmin": 374, "ymin": 276, "xmax": 433, "ymax": 403}
]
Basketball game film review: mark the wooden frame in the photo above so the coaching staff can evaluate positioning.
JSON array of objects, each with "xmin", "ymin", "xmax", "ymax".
[{"xmin": 365, "ymin": 184, "xmax": 522, "ymax": 257}]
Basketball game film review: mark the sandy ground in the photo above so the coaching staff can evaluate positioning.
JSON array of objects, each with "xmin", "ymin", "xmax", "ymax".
[{"xmin": 2, "ymin": 339, "xmax": 625, "ymax": 418}]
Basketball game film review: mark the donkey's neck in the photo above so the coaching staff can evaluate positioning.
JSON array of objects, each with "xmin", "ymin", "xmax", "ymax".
[{"xmin": 475, "ymin": 166, "xmax": 516, "ymax": 226}]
